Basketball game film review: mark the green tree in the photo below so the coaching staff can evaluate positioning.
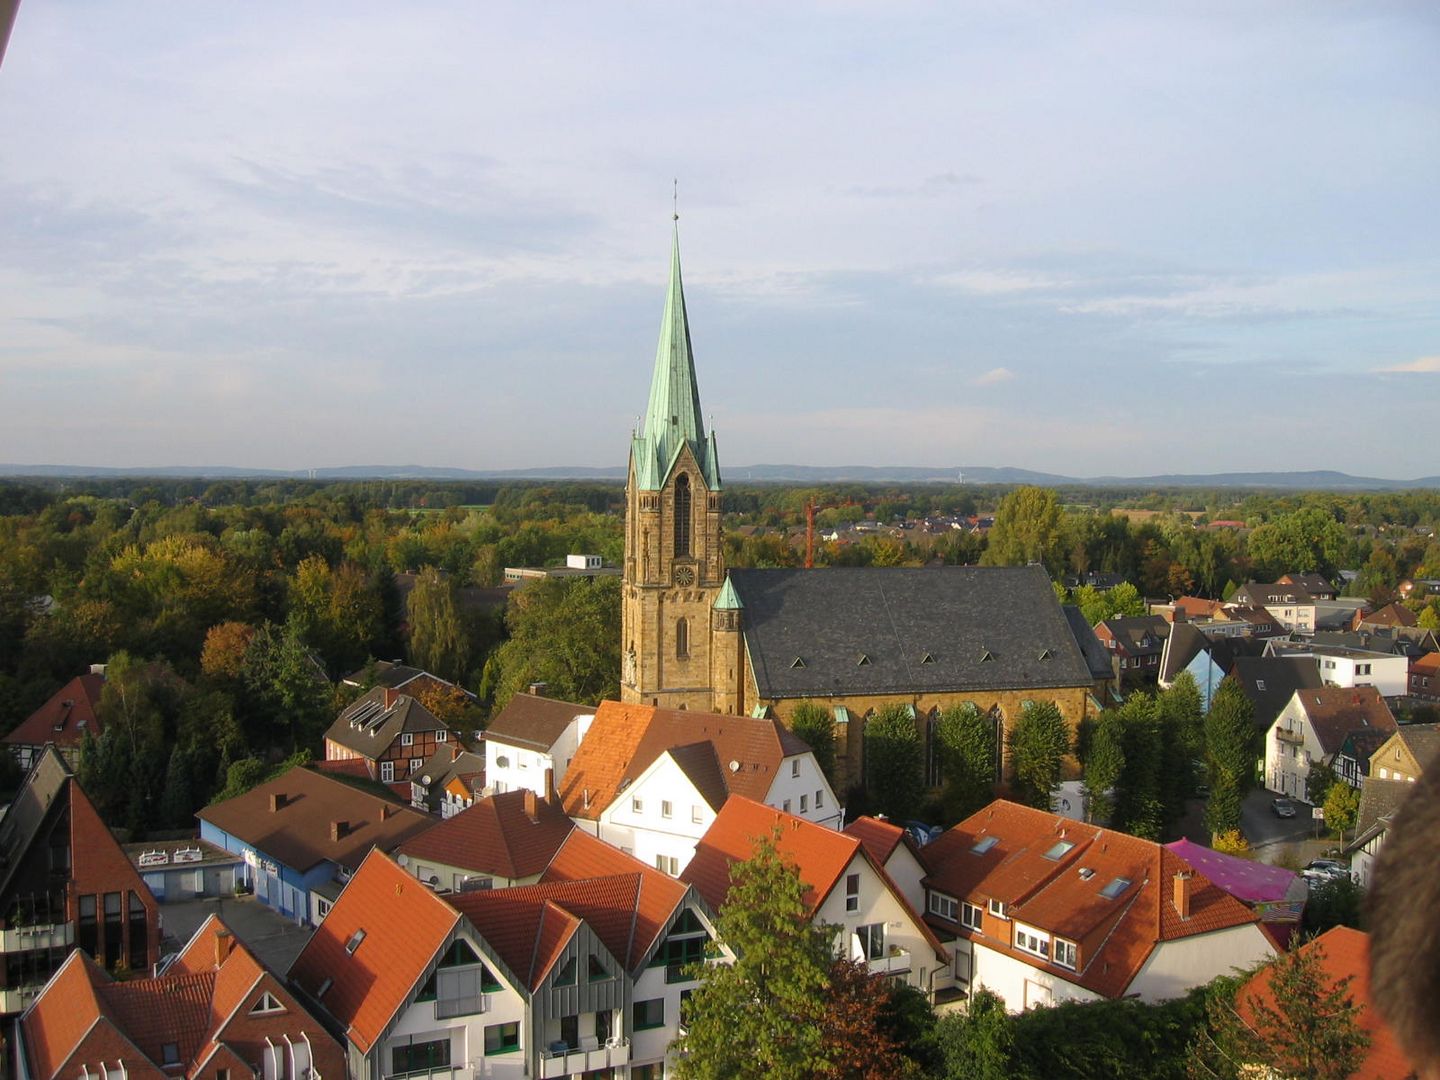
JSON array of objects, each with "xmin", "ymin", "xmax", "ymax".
[
  {"xmin": 933, "ymin": 703, "xmax": 999, "ymax": 821},
  {"xmin": 406, "ymin": 566, "xmax": 471, "ymax": 683},
  {"xmin": 981, "ymin": 487, "xmax": 1064, "ymax": 573},
  {"xmin": 1303, "ymin": 876, "xmax": 1364, "ymax": 934},
  {"xmin": 1007, "ymin": 701, "xmax": 1071, "ymax": 810},
  {"xmin": 929, "ymin": 988, "xmax": 1016, "ymax": 1080},
  {"xmin": 1305, "ymin": 762, "xmax": 1339, "ymax": 806},
  {"xmin": 788, "ymin": 701, "xmax": 836, "ymax": 783},
  {"xmin": 492, "ymin": 576, "xmax": 621, "ymax": 710},
  {"xmin": 1111, "ymin": 694, "xmax": 1165, "ymax": 839},
  {"xmin": 1157, "ymin": 672, "xmax": 1204, "ymax": 825},
  {"xmin": 1082, "ymin": 709, "xmax": 1126, "ymax": 825},
  {"xmin": 1323, "ymin": 781, "xmax": 1360, "ymax": 841},
  {"xmin": 1189, "ymin": 936, "xmax": 1369, "ymax": 1080},
  {"xmin": 865, "ymin": 704, "xmax": 923, "ymax": 820},
  {"xmin": 1245, "ymin": 506, "xmax": 1351, "ymax": 580},
  {"xmin": 672, "ymin": 829, "xmax": 834, "ymax": 1080},
  {"xmin": 1204, "ymin": 678, "xmax": 1255, "ymax": 838}
]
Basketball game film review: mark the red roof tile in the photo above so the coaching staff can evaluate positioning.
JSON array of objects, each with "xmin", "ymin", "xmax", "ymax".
[
  {"xmin": 3, "ymin": 673, "xmax": 104, "ymax": 750},
  {"xmin": 397, "ymin": 789, "xmax": 574, "ymax": 879},
  {"xmin": 844, "ymin": 816, "xmax": 906, "ymax": 866},
  {"xmin": 288, "ymin": 850, "xmax": 460, "ymax": 1053},
  {"xmin": 1238, "ymin": 926, "xmax": 1415, "ymax": 1079},
  {"xmin": 923, "ymin": 801, "xmax": 1261, "ymax": 999}
]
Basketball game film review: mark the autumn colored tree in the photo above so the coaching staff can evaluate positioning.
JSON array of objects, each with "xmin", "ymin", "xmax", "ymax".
[
  {"xmin": 406, "ymin": 566, "xmax": 471, "ymax": 684},
  {"xmin": 200, "ymin": 621, "xmax": 256, "ymax": 681},
  {"xmin": 818, "ymin": 959, "xmax": 921, "ymax": 1080}
]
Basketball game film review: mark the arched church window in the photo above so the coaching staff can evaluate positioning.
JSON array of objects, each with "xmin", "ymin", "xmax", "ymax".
[
  {"xmin": 674, "ymin": 474, "xmax": 692, "ymax": 556},
  {"xmin": 676, "ymin": 618, "xmax": 689, "ymax": 659}
]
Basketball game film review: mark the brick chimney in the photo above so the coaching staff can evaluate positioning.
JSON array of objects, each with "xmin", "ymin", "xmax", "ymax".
[
  {"xmin": 380, "ymin": 803, "xmax": 394, "ymax": 820},
  {"xmin": 523, "ymin": 788, "xmax": 539, "ymax": 824},
  {"xmin": 330, "ymin": 820, "xmax": 349, "ymax": 841},
  {"xmin": 543, "ymin": 767, "xmax": 557, "ymax": 805},
  {"xmin": 383, "ymin": 687, "xmax": 399, "ymax": 708},
  {"xmin": 269, "ymin": 793, "xmax": 286, "ymax": 812},
  {"xmin": 214, "ymin": 928, "xmax": 234, "ymax": 967},
  {"xmin": 1173, "ymin": 872, "xmax": 1193, "ymax": 920}
]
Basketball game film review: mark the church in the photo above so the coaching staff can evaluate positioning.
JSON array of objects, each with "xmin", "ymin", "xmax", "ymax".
[{"xmin": 619, "ymin": 223, "xmax": 1108, "ymax": 793}]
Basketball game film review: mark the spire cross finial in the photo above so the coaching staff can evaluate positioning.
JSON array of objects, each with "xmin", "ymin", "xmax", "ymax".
[{"xmin": 673, "ymin": 178, "xmax": 679, "ymax": 222}]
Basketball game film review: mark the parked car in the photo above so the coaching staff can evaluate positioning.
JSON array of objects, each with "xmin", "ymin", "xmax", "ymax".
[
  {"xmin": 1271, "ymin": 798, "xmax": 1298, "ymax": 819},
  {"xmin": 1302, "ymin": 858, "xmax": 1350, "ymax": 883}
]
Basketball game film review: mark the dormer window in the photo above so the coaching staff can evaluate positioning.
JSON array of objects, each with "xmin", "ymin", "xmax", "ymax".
[{"xmin": 249, "ymin": 991, "xmax": 285, "ymax": 1015}]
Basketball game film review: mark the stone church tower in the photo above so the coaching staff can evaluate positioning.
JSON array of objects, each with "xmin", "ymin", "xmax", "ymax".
[{"xmin": 621, "ymin": 224, "xmax": 729, "ymax": 711}]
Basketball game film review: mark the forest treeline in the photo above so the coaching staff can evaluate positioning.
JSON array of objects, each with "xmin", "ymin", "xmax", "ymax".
[{"xmin": 1, "ymin": 477, "xmax": 1438, "ymax": 837}]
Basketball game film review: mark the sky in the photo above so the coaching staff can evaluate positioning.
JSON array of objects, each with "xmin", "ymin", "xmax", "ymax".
[{"xmin": 1, "ymin": 1, "xmax": 1437, "ymax": 478}]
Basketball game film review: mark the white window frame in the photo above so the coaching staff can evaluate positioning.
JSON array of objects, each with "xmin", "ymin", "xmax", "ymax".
[
  {"xmin": 661, "ymin": 800, "xmax": 673, "ymax": 819},
  {"xmin": 436, "ymin": 730, "xmax": 447, "ymax": 742},
  {"xmin": 987, "ymin": 898, "xmax": 1007, "ymax": 920},
  {"xmin": 799, "ymin": 794, "xmax": 808, "ymax": 812},
  {"xmin": 960, "ymin": 901, "xmax": 983, "ymax": 931},
  {"xmin": 928, "ymin": 892, "xmax": 958, "ymax": 921},
  {"xmin": 1014, "ymin": 923, "xmax": 1050, "ymax": 960},
  {"xmin": 632, "ymin": 797, "xmax": 643, "ymax": 814},
  {"xmin": 401, "ymin": 733, "xmax": 414, "ymax": 747},
  {"xmin": 1054, "ymin": 938, "xmax": 1078, "ymax": 970},
  {"xmin": 380, "ymin": 761, "xmax": 395, "ymax": 783},
  {"xmin": 845, "ymin": 873, "xmax": 860, "ymax": 914}
]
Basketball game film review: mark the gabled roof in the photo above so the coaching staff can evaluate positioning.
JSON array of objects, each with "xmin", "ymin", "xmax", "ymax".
[
  {"xmin": 1278, "ymin": 572, "xmax": 1333, "ymax": 594},
  {"xmin": 1172, "ymin": 596, "xmax": 1227, "ymax": 620},
  {"xmin": 1062, "ymin": 605, "xmax": 1114, "ymax": 680},
  {"xmin": 1231, "ymin": 582, "xmax": 1315, "ymax": 608},
  {"xmin": 558, "ymin": 700, "xmax": 813, "ymax": 821},
  {"xmin": 288, "ymin": 851, "xmax": 460, "ymax": 1053},
  {"xmin": 1288, "ymin": 686, "xmax": 1397, "ymax": 757},
  {"xmin": 198, "ymin": 765, "xmax": 431, "ymax": 875},
  {"xmin": 397, "ymin": 788, "xmax": 574, "ymax": 879},
  {"xmin": 1231, "ymin": 657, "xmax": 1324, "ymax": 732},
  {"xmin": 1164, "ymin": 838, "xmax": 1301, "ymax": 905},
  {"xmin": 1093, "ymin": 615, "xmax": 1170, "ymax": 657},
  {"xmin": 728, "ymin": 564, "xmax": 1095, "ymax": 699},
  {"xmin": 1361, "ymin": 602, "xmax": 1418, "ymax": 628},
  {"xmin": 681, "ymin": 797, "xmax": 946, "ymax": 961},
  {"xmin": 486, "ymin": 692, "xmax": 590, "ymax": 752},
  {"xmin": 843, "ymin": 815, "xmax": 911, "ymax": 867},
  {"xmin": 324, "ymin": 687, "xmax": 446, "ymax": 760},
  {"xmin": 24, "ymin": 914, "xmax": 338, "ymax": 1080},
  {"xmin": 0, "ymin": 747, "xmax": 73, "ymax": 900},
  {"xmin": 1350, "ymin": 777, "xmax": 1415, "ymax": 849},
  {"xmin": 1390, "ymin": 722, "xmax": 1440, "ymax": 774},
  {"xmin": 1237, "ymin": 927, "xmax": 1415, "ymax": 1079},
  {"xmin": 1159, "ymin": 621, "xmax": 1211, "ymax": 684},
  {"xmin": 3, "ymin": 672, "xmax": 104, "ymax": 750},
  {"xmin": 923, "ymin": 801, "xmax": 1260, "ymax": 999}
]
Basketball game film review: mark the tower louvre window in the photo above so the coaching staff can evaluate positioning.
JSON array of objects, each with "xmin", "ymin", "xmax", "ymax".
[
  {"xmin": 676, "ymin": 618, "xmax": 689, "ymax": 659},
  {"xmin": 674, "ymin": 474, "xmax": 692, "ymax": 556}
]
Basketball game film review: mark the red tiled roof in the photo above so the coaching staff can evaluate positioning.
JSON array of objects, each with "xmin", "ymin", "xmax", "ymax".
[
  {"xmin": 21, "ymin": 951, "xmax": 123, "ymax": 1080},
  {"xmin": 1238, "ymin": 926, "xmax": 1415, "ymax": 1079},
  {"xmin": 99, "ymin": 971, "xmax": 217, "ymax": 1068},
  {"xmin": 397, "ymin": 789, "xmax": 574, "ymax": 879},
  {"xmin": 923, "ymin": 801, "xmax": 1261, "ymax": 999},
  {"xmin": 4, "ymin": 673, "xmax": 104, "ymax": 750},
  {"xmin": 559, "ymin": 701, "xmax": 811, "ymax": 821},
  {"xmin": 843, "ymin": 816, "xmax": 907, "ymax": 867},
  {"xmin": 198, "ymin": 765, "xmax": 431, "ymax": 874},
  {"xmin": 288, "ymin": 850, "xmax": 460, "ymax": 1053}
]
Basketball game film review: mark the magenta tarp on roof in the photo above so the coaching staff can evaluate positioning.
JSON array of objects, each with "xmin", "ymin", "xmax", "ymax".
[{"xmin": 1165, "ymin": 837, "xmax": 1299, "ymax": 904}]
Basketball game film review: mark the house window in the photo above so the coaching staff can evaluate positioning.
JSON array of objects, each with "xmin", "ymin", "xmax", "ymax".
[
  {"xmin": 1054, "ymin": 939, "xmax": 1078, "ymax": 970},
  {"xmin": 816, "ymin": 790, "xmax": 824, "ymax": 808},
  {"xmin": 484, "ymin": 1023, "xmax": 520, "ymax": 1056},
  {"xmin": 662, "ymin": 800, "xmax": 673, "ymax": 819},
  {"xmin": 633, "ymin": 797, "xmax": 644, "ymax": 814},
  {"xmin": 988, "ymin": 898, "xmax": 1008, "ymax": 919},
  {"xmin": 799, "ymin": 794, "xmax": 809, "ymax": 812},
  {"xmin": 249, "ymin": 991, "xmax": 285, "ymax": 1015},
  {"xmin": 783, "ymin": 799, "xmax": 792, "ymax": 813},
  {"xmin": 380, "ymin": 761, "xmax": 395, "ymax": 783},
  {"xmin": 692, "ymin": 805, "xmax": 703, "ymax": 824},
  {"xmin": 633, "ymin": 997, "xmax": 666, "ymax": 1030},
  {"xmin": 856, "ymin": 923, "xmax": 885, "ymax": 960},
  {"xmin": 961, "ymin": 901, "xmax": 984, "ymax": 930},
  {"xmin": 103, "ymin": 892, "xmax": 123, "ymax": 968},
  {"xmin": 410, "ymin": 758, "xmax": 424, "ymax": 774},
  {"xmin": 1014, "ymin": 925, "xmax": 1050, "ymax": 959},
  {"xmin": 792, "ymin": 760, "xmax": 800, "ymax": 778},
  {"xmin": 395, "ymin": 1037, "xmax": 451, "ymax": 1074},
  {"xmin": 128, "ymin": 892, "xmax": 148, "ymax": 970},
  {"xmin": 656, "ymin": 854, "xmax": 679, "ymax": 876},
  {"xmin": 401, "ymin": 733, "xmax": 414, "ymax": 747},
  {"xmin": 846, "ymin": 873, "xmax": 860, "ymax": 913},
  {"xmin": 161, "ymin": 1043, "xmax": 181, "ymax": 1066},
  {"xmin": 928, "ymin": 893, "xmax": 957, "ymax": 921},
  {"xmin": 588, "ymin": 954, "xmax": 610, "ymax": 982},
  {"xmin": 436, "ymin": 730, "xmax": 447, "ymax": 742},
  {"xmin": 676, "ymin": 618, "xmax": 689, "ymax": 659},
  {"xmin": 316, "ymin": 897, "xmax": 332, "ymax": 919}
]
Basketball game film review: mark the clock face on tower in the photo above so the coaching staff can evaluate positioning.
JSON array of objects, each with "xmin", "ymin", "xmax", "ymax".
[{"xmin": 673, "ymin": 565, "xmax": 695, "ymax": 587}]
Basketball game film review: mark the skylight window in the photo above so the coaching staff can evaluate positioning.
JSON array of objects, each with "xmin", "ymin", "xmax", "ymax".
[
  {"xmin": 971, "ymin": 836, "xmax": 999, "ymax": 855},
  {"xmin": 1099, "ymin": 877, "xmax": 1132, "ymax": 900},
  {"xmin": 1042, "ymin": 840, "xmax": 1075, "ymax": 861},
  {"xmin": 345, "ymin": 929, "xmax": 366, "ymax": 954}
]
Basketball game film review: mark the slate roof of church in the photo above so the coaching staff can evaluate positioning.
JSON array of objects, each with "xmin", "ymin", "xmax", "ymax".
[
  {"xmin": 1062, "ymin": 605, "xmax": 1114, "ymax": 680},
  {"xmin": 727, "ymin": 564, "xmax": 1095, "ymax": 699}
]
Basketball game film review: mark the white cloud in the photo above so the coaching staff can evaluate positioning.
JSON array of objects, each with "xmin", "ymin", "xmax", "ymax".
[
  {"xmin": 1376, "ymin": 355, "xmax": 1440, "ymax": 374},
  {"xmin": 974, "ymin": 367, "xmax": 1016, "ymax": 386}
]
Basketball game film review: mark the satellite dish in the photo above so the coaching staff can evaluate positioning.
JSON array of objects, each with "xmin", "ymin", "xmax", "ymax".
[
  {"xmin": 729, "ymin": 760, "xmax": 741, "ymax": 773},
  {"xmin": 421, "ymin": 775, "xmax": 432, "ymax": 785}
]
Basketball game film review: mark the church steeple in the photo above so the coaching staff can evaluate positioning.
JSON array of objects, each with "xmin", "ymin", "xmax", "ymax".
[{"xmin": 632, "ymin": 223, "xmax": 720, "ymax": 492}]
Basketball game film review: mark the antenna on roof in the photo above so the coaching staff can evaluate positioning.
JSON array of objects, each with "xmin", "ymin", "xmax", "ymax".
[{"xmin": 673, "ymin": 178, "xmax": 679, "ymax": 222}]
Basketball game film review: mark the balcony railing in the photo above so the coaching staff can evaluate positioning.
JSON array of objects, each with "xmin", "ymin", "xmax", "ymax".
[
  {"xmin": 0, "ymin": 921, "xmax": 74, "ymax": 954},
  {"xmin": 538, "ymin": 1037, "xmax": 629, "ymax": 1079},
  {"xmin": 1275, "ymin": 728, "xmax": 1304, "ymax": 745},
  {"xmin": 434, "ymin": 992, "xmax": 488, "ymax": 1019},
  {"xmin": 866, "ymin": 947, "xmax": 911, "ymax": 976}
]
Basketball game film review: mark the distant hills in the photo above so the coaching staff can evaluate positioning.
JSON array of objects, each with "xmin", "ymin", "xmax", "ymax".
[{"xmin": 2, "ymin": 462, "xmax": 1438, "ymax": 490}]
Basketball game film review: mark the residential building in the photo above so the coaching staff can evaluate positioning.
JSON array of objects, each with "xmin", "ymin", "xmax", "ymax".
[
  {"xmin": 1408, "ymin": 652, "xmax": 1440, "ymax": 700},
  {"xmin": 16, "ymin": 915, "xmax": 345, "ymax": 1080},
  {"xmin": 1229, "ymin": 583, "xmax": 1316, "ymax": 633},
  {"xmin": 1264, "ymin": 687, "xmax": 1397, "ymax": 800},
  {"xmin": 1333, "ymin": 727, "xmax": 1394, "ymax": 790},
  {"xmin": 1230, "ymin": 657, "xmax": 1325, "ymax": 736},
  {"xmin": 341, "ymin": 660, "xmax": 477, "ymax": 702},
  {"xmin": 3, "ymin": 671, "xmax": 104, "ymax": 771},
  {"xmin": 0, "ymin": 747, "xmax": 159, "ymax": 1015},
  {"xmin": 921, "ymin": 800, "xmax": 1273, "ymax": 1009},
  {"xmin": 197, "ymin": 765, "xmax": 432, "ymax": 925},
  {"xmin": 682, "ymin": 796, "xmax": 950, "ymax": 998},
  {"xmin": 1092, "ymin": 615, "xmax": 1170, "ymax": 684},
  {"xmin": 1368, "ymin": 723, "xmax": 1440, "ymax": 785},
  {"xmin": 1235, "ymin": 927, "xmax": 1416, "ymax": 1079},
  {"xmin": 1359, "ymin": 601, "xmax": 1418, "ymax": 630},
  {"xmin": 559, "ymin": 700, "xmax": 841, "ymax": 875},
  {"xmin": 324, "ymin": 687, "xmax": 455, "ymax": 784},
  {"xmin": 1346, "ymin": 778, "xmax": 1415, "ymax": 887},
  {"xmin": 1277, "ymin": 572, "xmax": 1335, "ymax": 600},
  {"xmin": 503, "ymin": 554, "xmax": 621, "ymax": 584},
  {"xmin": 1157, "ymin": 622, "xmax": 1227, "ymax": 711},
  {"xmin": 843, "ymin": 815, "xmax": 929, "ymax": 914},
  {"xmin": 289, "ymin": 833, "xmax": 723, "ymax": 1080},
  {"xmin": 408, "ymin": 746, "xmax": 486, "ymax": 817},
  {"xmin": 617, "ymin": 224, "xmax": 1104, "ymax": 792},
  {"xmin": 1263, "ymin": 642, "xmax": 1410, "ymax": 699},
  {"xmin": 125, "ymin": 838, "xmax": 242, "ymax": 902},
  {"xmin": 396, "ymin": 787, "xmax": 574, "ymax": 893},
  {"xmin": 483, "ymin": 693, "xmax": 594, "ymax": 798}
]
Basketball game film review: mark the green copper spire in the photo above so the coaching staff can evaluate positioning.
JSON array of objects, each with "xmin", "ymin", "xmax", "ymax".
[{"xmin": 631, "ymin": 221, "xmax": 721, "ymax": 491}]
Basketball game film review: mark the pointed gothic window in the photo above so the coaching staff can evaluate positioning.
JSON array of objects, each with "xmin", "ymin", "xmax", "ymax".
[
  {"xmin": 676, "ymin": 618, "xmax": 689, "ymax": 659},
  {"xmin": 674, "ymin": 474, "xmax": 692, "ymax": 556}
]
